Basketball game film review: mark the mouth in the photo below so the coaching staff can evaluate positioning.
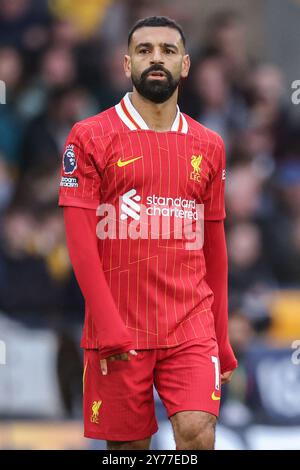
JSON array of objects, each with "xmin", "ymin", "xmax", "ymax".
[{"xmin": 147, "ymin": 71, "xmax": 167, "ymax": 79}]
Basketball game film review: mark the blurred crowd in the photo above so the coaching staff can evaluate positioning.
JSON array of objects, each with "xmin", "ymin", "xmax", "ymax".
[{"xmin": 0, "ymin": 0, "xmax": 299, "ymax": 420}]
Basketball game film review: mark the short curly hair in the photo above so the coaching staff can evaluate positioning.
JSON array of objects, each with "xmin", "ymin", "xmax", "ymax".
[{"xmin": 128, "ymin": 16, "xmax": 186, "ymax": 48}]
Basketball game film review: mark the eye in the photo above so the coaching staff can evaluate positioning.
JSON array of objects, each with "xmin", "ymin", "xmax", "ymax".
[
  {"xmin": 165, "ymin": 49, "xmax": 175, "ymax": 54},
  {"xmin": 139, "ymin": 49, "xmax": 149, "ymax": 54}
]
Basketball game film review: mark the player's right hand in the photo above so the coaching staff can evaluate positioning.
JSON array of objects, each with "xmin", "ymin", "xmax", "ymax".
[{"xmin": 100, "ymin": 350, "xmax": 137, "ymax": 375}]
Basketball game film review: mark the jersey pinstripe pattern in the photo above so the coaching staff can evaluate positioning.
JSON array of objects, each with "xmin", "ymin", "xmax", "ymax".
[{"xmin": 59, "ymin": 93, "xmax": 226, "ymax": 350}]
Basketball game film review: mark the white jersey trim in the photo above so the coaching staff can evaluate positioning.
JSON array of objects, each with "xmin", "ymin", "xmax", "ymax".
[{"xmin": 115, "ymin": 92, "xmax": 188, "ymax": 134}]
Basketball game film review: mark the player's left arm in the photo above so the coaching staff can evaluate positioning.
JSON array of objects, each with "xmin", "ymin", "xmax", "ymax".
[
  {"xmin": 203, "ymin": 219, "xmax": 238, "ymax": 382},
  {"xmin": 203, "ymin": 134, "xmax": 238, "ymax": 382}
]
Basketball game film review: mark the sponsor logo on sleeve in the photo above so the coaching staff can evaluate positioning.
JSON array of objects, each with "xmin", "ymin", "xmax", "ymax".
[
  {"xmin": 60, "ymin": 176, "xmax": 79, "ymax": 188},
  {"xmin": 63, "ymin": 145, "xmax": 77, "ymax": 174}
]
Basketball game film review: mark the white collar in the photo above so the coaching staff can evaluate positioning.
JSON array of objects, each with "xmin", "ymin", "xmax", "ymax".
[{"xmin": 115, "ymin": 92, "xmax": 188, "ymax": 133}]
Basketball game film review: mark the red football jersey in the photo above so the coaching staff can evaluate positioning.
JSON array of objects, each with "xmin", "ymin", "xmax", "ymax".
[{"xmin": 59, "ymin": 92, "xmax": 226, "ymax": 350}]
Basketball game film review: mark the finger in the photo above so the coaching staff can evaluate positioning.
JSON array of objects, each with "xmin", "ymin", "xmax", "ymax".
[
  {"xmin": 222, "ymin": 379, "xmax": 230, "ymax": 385},
  {"xmin": 108, "ymin": 354, "xmax": 125, "ymax": 361},
  {"xmin": 129, "ymin": 350, "xmax": 138, "ymax": 356},
  {"xmin": 112, "ymin": 354, "xmax": 124, "ymax": 361},
  {"xmin": 120, "ymin": 353, "xmax": 129, "ymax": 360},
  {"xmin": 221, "ymin": 373, "xmax": 232, "ymax": 384},
  {"xmin": 100, "ymin": 359, "xmax": 107, "ymax": 375}
]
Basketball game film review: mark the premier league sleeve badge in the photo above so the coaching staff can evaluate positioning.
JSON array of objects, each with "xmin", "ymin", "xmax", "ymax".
[{"xmin": 63, "ymin": 145, "xmax": 77, "ymax": 174}]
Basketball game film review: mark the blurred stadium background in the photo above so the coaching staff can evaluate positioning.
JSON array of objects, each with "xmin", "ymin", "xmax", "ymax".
[{"xmin": 0, "ymin": 0, "xmax": 300, "ymax": 450}]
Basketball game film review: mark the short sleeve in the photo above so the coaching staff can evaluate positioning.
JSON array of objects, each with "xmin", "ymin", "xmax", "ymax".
[
  {"xmin": 203, "ymin": 136, "xmax": 226, "ymax": 221},
  {"xmin": 58, "ymin": 123, "xmax": 101, "ymax": 210}
]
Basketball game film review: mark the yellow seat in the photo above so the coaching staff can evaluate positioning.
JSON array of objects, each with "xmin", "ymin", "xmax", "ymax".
[
  {"xmin": 268, "ymin": 290, "xmax": 300, "ymax": 344},
  {"xmin": 49, "ymin": 0, "xmax": 113, "ymax": 38}
]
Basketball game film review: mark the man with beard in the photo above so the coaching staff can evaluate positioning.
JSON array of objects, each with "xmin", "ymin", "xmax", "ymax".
[{"xmin": 58, "ymin": 16, "xmax": 237, "ymax": 450}]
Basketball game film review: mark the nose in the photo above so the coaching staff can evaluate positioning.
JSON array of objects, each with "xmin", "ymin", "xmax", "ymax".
[{"xmin": 150, "ymin": 47, "xmax": 164, "ymax": 64}]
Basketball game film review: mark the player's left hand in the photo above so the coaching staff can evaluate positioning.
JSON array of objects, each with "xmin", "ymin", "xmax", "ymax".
[{"xmin": 221, "ymin": 369, "xmax": 234, "ymax": 385}]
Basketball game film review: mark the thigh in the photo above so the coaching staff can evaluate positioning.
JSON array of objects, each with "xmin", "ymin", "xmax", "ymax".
[
  {"xmin": 83, "ymin": 349, "xmax": 158, "ymax": 441},
  {"xmin": 154, "ymin": 338, "xmax": 221, "ymax": 420}
]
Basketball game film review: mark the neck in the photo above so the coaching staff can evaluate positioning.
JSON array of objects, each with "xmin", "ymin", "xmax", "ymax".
[{"xmin": 130, "ymin": 89, "xmax": 178, "ymax": 132}]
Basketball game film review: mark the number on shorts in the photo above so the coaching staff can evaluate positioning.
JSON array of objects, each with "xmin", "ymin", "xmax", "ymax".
[{"xmin": 211, "ymin": 355, "xmax": 220, "ymax": 391}]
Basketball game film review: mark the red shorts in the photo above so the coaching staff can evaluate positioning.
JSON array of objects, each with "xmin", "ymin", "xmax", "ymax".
[{"xmin": 83, "ymin": 337, "xmax": 221, "ymax": 441}]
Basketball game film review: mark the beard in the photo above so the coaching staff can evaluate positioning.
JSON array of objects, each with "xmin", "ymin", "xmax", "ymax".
[{"xmin": 131, "ymin": 64, "xmax": 180, "ymax": 104}]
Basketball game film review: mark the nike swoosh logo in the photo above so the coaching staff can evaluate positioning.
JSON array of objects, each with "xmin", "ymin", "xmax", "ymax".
[
  {"xmin": 211, "ymin": 391, "xmax": 221, "ymax": 401},
  {"xmin": 117, "ymin": 156, "xmax": 143, "ymax": 167}
]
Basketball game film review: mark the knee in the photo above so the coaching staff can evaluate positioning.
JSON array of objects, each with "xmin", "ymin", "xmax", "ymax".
[
  {"xmin": 107, "ymin": 437, "xmax": 151, "ymax": 450},
  {"xmin": 173, "ymin": 412, "xmax": 216, "ymax": 450}
]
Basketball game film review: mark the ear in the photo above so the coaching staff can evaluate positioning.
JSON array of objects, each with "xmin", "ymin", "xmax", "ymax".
[
  {"xmin": 181, "ymin": 54, "xmax": 191, "ymax": 79},
  {"xmin": 124, "ymin": 55, "xmax": 131, "ymax": 79}
]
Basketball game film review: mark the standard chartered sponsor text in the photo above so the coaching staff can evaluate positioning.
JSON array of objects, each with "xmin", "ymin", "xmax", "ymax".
[{"xmin": 96, "ymin": 193, "xmax": 204, "ymax": 250}]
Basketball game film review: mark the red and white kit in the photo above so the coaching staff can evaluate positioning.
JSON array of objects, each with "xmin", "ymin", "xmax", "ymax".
[{"xmin": 59, "ymin": 92, "xmax": 237, "ymax": 440}]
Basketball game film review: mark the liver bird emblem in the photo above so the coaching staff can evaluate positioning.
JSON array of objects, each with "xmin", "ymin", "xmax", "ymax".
[
  {"xmin": 191, "ymin": 155, "xmax": 202, "ymax": 174},
  {"xmin": 91, "ymin": 400, "xmax": 102, "ymax": 423}
]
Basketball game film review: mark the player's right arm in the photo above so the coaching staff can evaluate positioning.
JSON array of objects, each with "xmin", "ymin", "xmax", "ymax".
[
  {"xmin": 59, "ymin": 123, "xmax": 135, "ymax": 362},
  {"xmin": 63, "ymin": 206, "xmax": 136, "ymax": 365}
]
